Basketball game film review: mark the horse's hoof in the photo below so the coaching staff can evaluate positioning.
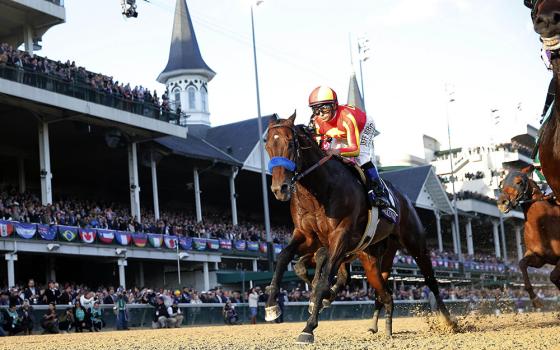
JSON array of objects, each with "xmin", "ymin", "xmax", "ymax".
[
  {"xmin": 265, "ymin": 305, "xmax": 281, "ymax": 322},
  {"xmin": 368, "ymin": 327, "xmax": 378, "ymax": 334},
  {"xmin": 532, "ymin": 297, "xmax": 544, "ymax": 309},
  {"xmin": 296, "ymin": 332, "xmax": 314, "ymax": 344},
  {"xmin": 322, "ymin": 298, "xmax": 331, "ymax": 309},
  {"xmin": 308, "ymin": 302, "xmax": 315, "ymax": 314}
]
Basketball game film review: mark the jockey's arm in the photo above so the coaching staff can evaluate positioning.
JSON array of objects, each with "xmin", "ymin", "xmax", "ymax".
[{"xmin": 337, "ymin": 116, "xmax": 360, "ymax": 157}]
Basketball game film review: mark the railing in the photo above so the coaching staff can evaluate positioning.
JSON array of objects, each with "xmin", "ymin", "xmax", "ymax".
[
  {"xmin": 0, "ymin": 64, "xmax": 181, "ymax": 125},
  {"xmin": 1, "ymin": 298, "xmax": 557, "ymax": 331}
]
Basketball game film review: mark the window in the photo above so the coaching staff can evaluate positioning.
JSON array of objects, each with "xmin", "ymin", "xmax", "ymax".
[
  {"xmin": 188, "ymin": 86, "xmax": 197, "ymax": 110},
  {"xmin": 201, "ymin": 87, "xmax": 208, "ymax": 112},
  {"xmin": 173, "ymin": 88, "xmax": 181, "ymax": 109}
]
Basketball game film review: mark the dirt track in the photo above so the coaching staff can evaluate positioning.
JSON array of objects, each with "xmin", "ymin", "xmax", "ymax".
[{"xmin": 3, "ymin": 312, "xmax": 560, "ymax": 350}]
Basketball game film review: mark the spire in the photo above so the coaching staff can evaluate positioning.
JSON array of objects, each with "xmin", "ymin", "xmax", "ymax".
[
  {"xmin": 157, "ymin": 0, "xmax": 215, "ymax": 83},
  {"xmin": 347, "ymin": 70, "xmax": 365, "ymax": 111}
]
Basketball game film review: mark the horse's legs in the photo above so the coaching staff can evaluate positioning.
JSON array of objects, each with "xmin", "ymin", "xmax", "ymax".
[
  {"xmin": 520, "ymin": 253, "xmax": 546, "ymax": 308},
  {"xmin": 369, "ymin": 238, "xmax": 399, "ymax": 334},
  {"xmin": 308, "ymin": 247, "xmax": 328, "ymax": 314},
  {"xmin": 549, "ymin": 259, "xmax": 560, "ymax": 291},
  {"xmin": 294, "ymin": 253, "xmax": 313, "ymax": 286},
  {"xmin": 265, "ymin": 233, "xmax": 304, "ymax": 321},
  {"xmin": 358, "ymin": 250, "xmax": 393, "ymax": 336}
]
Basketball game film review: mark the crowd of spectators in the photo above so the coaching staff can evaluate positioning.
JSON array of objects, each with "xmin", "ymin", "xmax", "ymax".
[
  {"xmin": 0, "ymin": 43, "xmax": 178, "ymax": 121},
  {"xmin": 0, "ymin": 189, "xmax": 292, "ymax": 244}
]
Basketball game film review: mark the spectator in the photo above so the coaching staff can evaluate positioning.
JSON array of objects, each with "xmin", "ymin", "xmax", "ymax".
[
  {"xmin": 248, "ymin": 287, "xmax": 259, "ymax": 325},
  {"xmin": 20, "ymin": 299, "xmax": 34, "ymax": 335},
  {"xmin": 114, "ymin": 290, "xmax": 128, "ymax": 330},
  {"xmin": 43, "ymin": 281, "xmax": 60, "ymax": 305},
  {"xmin": 222, "ymin": 300, "xmax": 240, "ymax": 325},
  {"xmin": 73, "ymin": 300, "xmax": 90, "ymax": 332},
  {"xmin": 58, "ymin": 286, "xmax": 74, "ymax": 305},
  {"xmin": 152, "ymin": 296, "xmax": 170, "ymax": 329},
  {"xmin": 41, "ymin": 302, "xmax": 59, "ymax": 334},
  {"xmin": 23, "ymin": 279, "xmax": 40, "ymax": 305},
  {"xmin": 80, "ymin": 290, "xmax": 95, "ymax": 311},
  {"xmin": 58, "ymin": 307, "xmax": 74, "ymax": 333},
  {"xmin": 2, "ymin": 302, "xmax": 22, "ymax": 336},
  {"xmin": 167, "ymin": 300, "xmax": 184, "ymax": 328},
  {"xmin": 275, "ymin": 288, "xmax": 286, "ymax": 324},
  {"xmin": 90, "ymin": 301, "xmax": 105, "ymax": 332}
]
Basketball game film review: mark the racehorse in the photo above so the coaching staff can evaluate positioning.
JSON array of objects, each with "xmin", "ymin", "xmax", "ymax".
[
  {"xmin": 527, "ymin": 0, "xmax": 560, "ymax": 199},
  {"xmin": 264, "ymin": 113, "xmax": 455, "ymax": 343},
  {"xmin": 497, "ymin": 166, "xmax": 560, "ymax": 307}
]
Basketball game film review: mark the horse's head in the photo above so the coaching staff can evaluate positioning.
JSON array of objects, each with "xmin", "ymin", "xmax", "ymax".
[
  {"xmin": 265, "ymin": 112, "xmax": 298, "ymax": 201},
  {"xmin": 527, "ymin": 0, "xmax": 560, "ymax": 50},
  {"xmin": 497, "ymin": 166, "xmax": 534, "ymax": 213}
]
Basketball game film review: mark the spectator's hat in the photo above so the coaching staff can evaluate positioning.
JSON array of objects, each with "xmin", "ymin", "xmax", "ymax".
[{"xmin": 174, "ymin": 290, "xmax": 181, "ymax": 296}]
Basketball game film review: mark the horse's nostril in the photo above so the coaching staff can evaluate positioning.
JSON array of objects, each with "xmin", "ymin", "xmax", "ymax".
[{"xmin": 281, "ymin": 183, "xmax": 289, "ymax": 193}]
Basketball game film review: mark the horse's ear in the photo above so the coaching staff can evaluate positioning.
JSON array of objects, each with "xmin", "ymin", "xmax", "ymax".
[
  {"xmin": 524, "ymin": 0, "xmax": 533, "ymax": 9},
  {"xmin": 268, "ymin": 115, "xmax": 278, "ymax": 127},
  {"xmin": 521, "ymin": 165, "xmax": 535, "ymax": 174},
  {"xmin": 288, "ymin": 110, "xmax": 296, "ymax": 125}
]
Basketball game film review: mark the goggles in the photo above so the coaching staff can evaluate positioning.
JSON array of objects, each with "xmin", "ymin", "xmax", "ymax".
[{"xmin": 312, "ymin": 104, "xmax": 334, "ymax": 116}]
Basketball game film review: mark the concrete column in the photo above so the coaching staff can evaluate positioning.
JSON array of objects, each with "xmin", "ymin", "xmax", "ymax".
[
  {"xmin": 466, "ymin": 218, "xmax": 474, "ymax": 256},
  {"xmin": 229, "ymin": 167, "xmax": 239, "ymax": 226},
  {"xmin": 451, "ymin": 223, "xmax": 458, "ymax": 255},
  {"xmin": 193, "ymin": 167, "xmax": 202, "ymax": 222},
  {"xmin": 287, "ymin": 262, "xmax": 293, "ymax": 271},
  {"xmin": 18, "ymin": 158, "xmax": 26, "ymax": 194},
  {"xmin": 38, "ymin": 122, "xmax": 52, "ymax": 205},
  {"xmin": 203, "ymin": 262, "xmax": 210, "ymax": 291},
  {"xmin": 499, "ymin": 214, "xmax": 507, "ymax": 261},
  {"xmin": 128, "ymin": 143, "xmax": 141, "ymax": 223},
  {"xmin": 5, "ymin": 253, "xmax": 17, "ymax": 287},
  {"xmin": 492, "ymin": 220, "xmax": 501, "ymax": 259},
  {"xmin": 362, "ymin": 278, "xmax": 367, "ymax": 291},
  {"xmin": 117, "ymin": 258, "xmax": 127, "ymax": 289},
  {"xmin": 48, "ymin": 256, "xmax": 56, "ymax": 282},
  {"xmin": 23, "ymin": 25, "xmax": 33, "ymax": 55},
  {"xmin": 252, "ymin": 259, "xmax": 258, "ymax": 272},
  {"xmin": 151, "ymin": 153, "xmax": 160, "ymax": 220},
  {"xmin": 515, "ymin": 226, "xmax": 523, "ymax": 262},
  {"xmin": 435, "ymin": 211, "xmax": 443, "ymax": 252},
  {"xmin": 138, "ymin": 261, "xmax": 145, "ymax": 287}
]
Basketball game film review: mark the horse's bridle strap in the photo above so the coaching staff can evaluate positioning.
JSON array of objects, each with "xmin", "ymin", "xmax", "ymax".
[{"xmin": 291, "ymin": 154, "xmax": 332, "ymax": 183}]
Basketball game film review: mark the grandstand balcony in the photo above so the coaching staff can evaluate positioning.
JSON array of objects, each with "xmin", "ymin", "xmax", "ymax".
[{"xmin": 0, "ymin": 0, "xmax": 65, "ymax": 48}]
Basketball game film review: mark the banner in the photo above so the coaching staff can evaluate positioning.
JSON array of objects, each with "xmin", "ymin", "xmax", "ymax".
[
  {"xmin": 115, "ymin": 231, "xmax": 131, "ymax": 246},
  {"xmin": 234, "ymin": 240, "xmax": 246, "ymax": 251},
  {"xmin": 247, "ymin": 241, "xmax": 259, "ymax": 251},
  {"xmin": 273, "ymin": 243, "xmax": 283, "ymax": 255},
  {"xmin": 15, "ymin": 222, "xmax": 36, "ymax": 239},
  {"xmin": 148, "ymin": 234, "xmax": 163, "ymax": 248},
  {"xmin": 193, "ymin": 238, "xmax": 207, "ymax": 251},
  {"xmin": 207, "ymin": 239, "xmax": 219, "ymax": 250},
  {"xmin": 131, "ymin": 233, "xmax": 148, "ymax": 248},
  {"xmin": 259, "ymin": 242, "xmax": 267, "ymax": 254},
  {"xmin": 219, "ymin": 239, "xmax": 232, "ymax": 250},
  {"xmin": 37, "ymin": 225, "xmax": 56, "ymax": 241},
  {"xmin": 98, "ymin": 230, "xmax": 115, "ymax": 244},
  {"xmin": 179, "ymin": 236, "xmax": 192, "ymax": 250},
  {"xmin": 58, "ymin": 225, "xmax": 78, "ymax": 242},
  {"xmin": 164, "ymin": 235, "xmax": 178, "ymax": 249},
  {"xmin": 79, "ymin": 229, "xmax": 97, "ymax": 244},
  {"xmin": 0, "ymin": 220, "xmax": 14, "ymax": 237}
]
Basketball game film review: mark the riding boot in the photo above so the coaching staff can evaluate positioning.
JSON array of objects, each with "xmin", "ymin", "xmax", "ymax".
[{"xmin": 361, "ymin": 161, "xmax": 390, "ymax": 209}]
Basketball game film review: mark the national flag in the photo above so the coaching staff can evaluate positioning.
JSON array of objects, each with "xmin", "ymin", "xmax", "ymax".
[
  {"xmin": 234, "ymin": 240, "xmax": 246, "ymax": 251},
  {"xmin": 179, "ymin": 236, "xmax": 192, "ymax": 250},
  {"xmin": 79, "ymin": 229, "xmax": 97, "ymax": 244},
  {"xmin": 15, "ymin": 223, "xmax": 36, "ymax": 239},
  {"xmin": 98, "ymin": 229, "xmax": 115, "ymax": 244},
  {"xmin": 247, "ymin": 241, "xmax": 259, "ymax": 251},
  {"xmin": 37, "ymin": 225, "xmax": 56, "ymax": 241},
  {"xmin": 273, "ymin": 243, "xmax": 283, "ymax": 255},
  {"xmin": 58, "ymin": 225, "xmax": 77, "ymax": 242},
  {"xmin": 207, "ymin": 239, "xmax": 219, "ymax": 250},
  {"xmin": 259, "ymin": 242, "xmax": 267, "ymax": 254},
  {"xmin": 164, "ymin": 235, "xmax": 178, "ymax": 249},
  {"xmin": 193, "ymin": 238, "xmax": 207, "ymax": 251},
  {"xmin": 219, "ymin": 239, "xmax": 232, "ymax": 250},
  {"xmin": 148, "ymin": 234, "xmax": 163, "ymax": 248},
  {"xmin": 115, "ymin": 231, "xmax": 131, "ymax": 246},
  {"xmin": 132, "ymin": 233, "xmax": 148, "ymax": 248},
  {"xmin": 0, "ymin": 220, "xmax": 14, "ymax": 237}
]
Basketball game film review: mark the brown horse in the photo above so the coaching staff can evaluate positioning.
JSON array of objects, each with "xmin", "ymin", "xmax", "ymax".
[
  {"xmin": 264, "ymin": 114, "xmax": 455, "ymax": 343},
  {"xmin": 527, "ymin": 0, "xmax": 560, "ymax": 198},
  {"xmin": 497, "ymin": 166, "xmax": 560, "ymax": 307}
]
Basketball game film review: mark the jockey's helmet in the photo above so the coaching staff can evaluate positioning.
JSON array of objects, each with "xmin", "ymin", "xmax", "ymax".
[{"xmin": 308, "ymin": 86, "xmax": 338, "ymax": 107}]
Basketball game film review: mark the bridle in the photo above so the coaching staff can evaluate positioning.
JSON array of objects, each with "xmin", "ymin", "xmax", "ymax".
[
  {"xmin": 526, "ymin": 0, "xmax": 544, "ymax": 18},
  {"xmin": 267, "ymin": 124, "xmax": 332, "ymax": 192},
  {"xmin": 500, "ymin": 173, "xmax": 537, "ymax": 208}
]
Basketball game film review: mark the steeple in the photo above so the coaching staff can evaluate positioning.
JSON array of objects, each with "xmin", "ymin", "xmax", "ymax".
[
  {"xmin": 347, "ymin": 70, "xmax": 365, "ymax": 111},
  {"xmin": 157, "ymin": 0, "xmax": 215, "ymax": 83}
]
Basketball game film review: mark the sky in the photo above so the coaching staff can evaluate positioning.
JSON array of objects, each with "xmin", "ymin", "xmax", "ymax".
[{"xmin": 39, "ymin": 0, "xmax": 548, "ymax": 165}]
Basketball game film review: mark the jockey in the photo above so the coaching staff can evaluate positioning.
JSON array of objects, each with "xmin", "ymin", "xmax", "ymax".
[{"xmin": 308, "ymin": 86, "xmax": 391, "ymax": 209}]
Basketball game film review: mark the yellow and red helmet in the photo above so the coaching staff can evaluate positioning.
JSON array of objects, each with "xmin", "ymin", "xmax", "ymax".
[{"xmin": 308, "ymin": 86, "xmax": 338, "ymax": 107}]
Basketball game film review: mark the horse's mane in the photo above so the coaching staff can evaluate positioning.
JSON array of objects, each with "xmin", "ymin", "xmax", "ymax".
[{"xmin": 540, "ymin": 106, "xmax": 560, "ymax": 156}]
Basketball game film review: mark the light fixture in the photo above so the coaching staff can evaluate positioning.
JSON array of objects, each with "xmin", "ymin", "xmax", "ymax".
[
  {"xmin": 46, "ymin": 243, "xmax": 60, "ymax": 251},
  {"xmin": 115, "ymin": 248, "xmax": 127, "ymax": 256}
]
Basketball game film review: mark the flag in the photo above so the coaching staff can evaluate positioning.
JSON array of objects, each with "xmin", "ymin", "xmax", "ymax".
[
  {"xmin": 79, "ymin": 229, "xmax": 97, "ymax": 244},
  {"xmin": 164, "ymin": 235, "xmax": 178, "ymax": 249},
  {"xmin": 132, "ymin": 233, "xmax": 148, "ymax": 248},
  {"xmin": 234, "ymin": 240, "xmax": 246, "ymax": 251},
  {"xmin": 273, "ymin": 243, "xmax": 283, "ymax": 255},
  {"xmin": 148, "ymin": 234, "xmax": 163, "ymax": 248},
  {"xmin": 115, "ymin": 231, "xmax": 131, "ymax": 246},
  {"xmin": 179, "ymin": 236, "xmax": 192, "ymax": 250},
  {"xmin": 219, "ymin": 239, "xmax": 232, "ymax": 250},
  {"xmin": 58, "ymin": 225, "xmax": 77, "ymax": 242},
  {"xmin": 0, "ymin": 220, "xmax": 14, "ymax": 237},
  {"xmin": 37, "ymin": 225, "xmax": 56, "ymax": 241},
  {"xmin": 193, "ymin": 238, "xmax": 207, "ymax": 251},
  {"xmin": 247, "ymin": 241, "xmax": 259, "ymax": 251},
  {"xmin": 15, "ymin": 223, "xmax": 36, "ymax": 239},
  {"xmin": 259, "ymin": 242, "xmax": 267, "ymax": 254},
  {"xmin": 206, "ymin": 239, "xmax": 219, "ymax": 250},
  {"xmin": 98, "ymin": 230, "xmax": 115, "ymax": 244}
]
